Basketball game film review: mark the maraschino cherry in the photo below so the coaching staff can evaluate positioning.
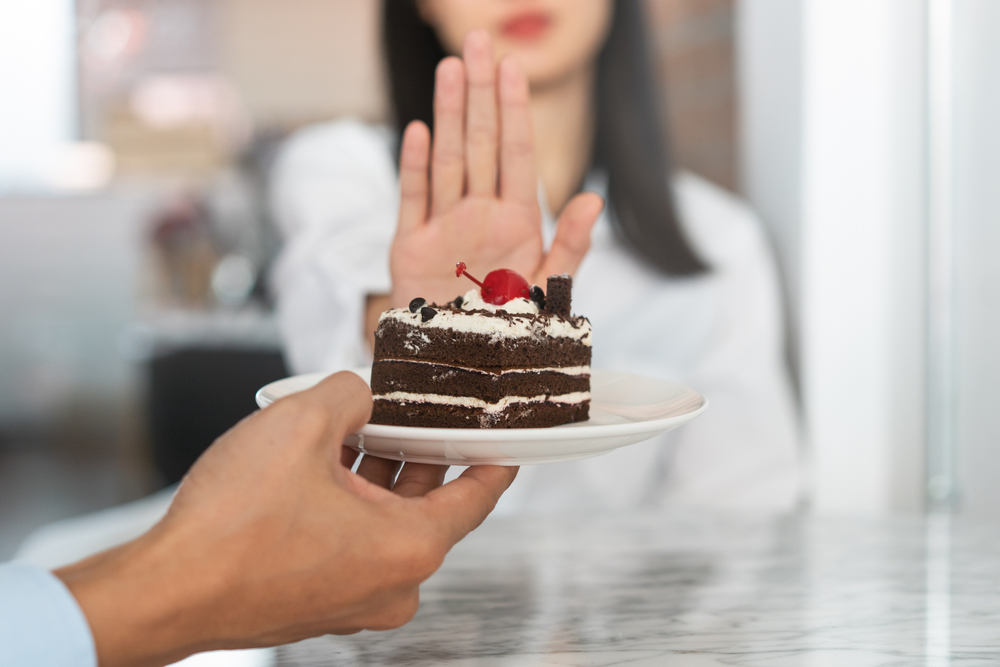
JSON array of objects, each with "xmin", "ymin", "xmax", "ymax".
[{"xmin": 456, "ymin": 261, "xmax": 530, "ymax": 305}]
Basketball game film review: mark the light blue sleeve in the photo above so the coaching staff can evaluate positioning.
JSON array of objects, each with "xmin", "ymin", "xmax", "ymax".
[{"xmin": 0, "ymin": 562, "xmax": 97, "ymax": 667}]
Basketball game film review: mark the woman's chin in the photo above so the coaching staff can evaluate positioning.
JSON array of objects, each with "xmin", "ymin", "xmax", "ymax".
[{"xmin": 495, "ymin": 49, "xmax": 588, "ymax": 91}]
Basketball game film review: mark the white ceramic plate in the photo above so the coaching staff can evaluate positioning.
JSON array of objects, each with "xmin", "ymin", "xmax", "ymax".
[{"xmin": 256, "ymin": 368, "xmax": 707, "ymax": 466}]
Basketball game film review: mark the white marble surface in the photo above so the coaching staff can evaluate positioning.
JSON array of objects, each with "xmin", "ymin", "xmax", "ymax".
[{"xmin": 276, "ymin": 512, "xmax": 1000, "ymax": 666}]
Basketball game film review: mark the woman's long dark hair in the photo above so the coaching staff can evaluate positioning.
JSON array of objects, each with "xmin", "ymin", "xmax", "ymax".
[{"xmin": 382, "ymin": 0, "xmax": 707, "ymax": 275}]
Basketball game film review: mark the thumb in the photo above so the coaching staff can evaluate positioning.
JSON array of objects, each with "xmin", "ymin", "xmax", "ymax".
[
  {"xmin": 289, "ymin": 371, "xmax": 372, "ymax": 473},
  {"xmin": 536, "ymin": 192, "xmax": 604, "ymax": 280}
]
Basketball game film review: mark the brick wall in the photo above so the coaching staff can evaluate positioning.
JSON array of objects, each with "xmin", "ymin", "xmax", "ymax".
[{"xmin": 647, "ymin": 0, "xmax": 738, "ymax": 192}]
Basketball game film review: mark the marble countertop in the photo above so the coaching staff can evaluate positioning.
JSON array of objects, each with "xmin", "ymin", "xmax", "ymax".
[{"xmin": 276, "ymin": 512, "xmax": 1000, "ymax": 666}]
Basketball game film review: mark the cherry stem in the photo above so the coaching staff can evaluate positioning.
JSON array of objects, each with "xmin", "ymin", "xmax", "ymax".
[{"xmin": 456, "ymin": 262, "xmax": 484, "ymax": 289}]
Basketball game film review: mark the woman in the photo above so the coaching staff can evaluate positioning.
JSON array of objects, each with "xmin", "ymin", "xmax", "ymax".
[{"xmin": 270, "ymin": 0, "xmax": 801, "ymax": 511}]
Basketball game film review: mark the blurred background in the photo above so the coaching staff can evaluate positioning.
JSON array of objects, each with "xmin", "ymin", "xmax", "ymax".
[{"xmin": 0, "ymin": 0, "xmax": 997, "ymax": 557}]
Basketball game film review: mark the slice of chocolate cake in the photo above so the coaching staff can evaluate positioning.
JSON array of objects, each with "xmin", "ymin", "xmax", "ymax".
[{"xmin": 370, "ymin": 270, "xmax": 591, "ymax": 429}]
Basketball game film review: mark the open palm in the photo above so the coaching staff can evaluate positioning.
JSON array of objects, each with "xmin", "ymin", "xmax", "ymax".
[{"xmin": 389, "ymin": 30, "xmax": 603, "ymax": 308}]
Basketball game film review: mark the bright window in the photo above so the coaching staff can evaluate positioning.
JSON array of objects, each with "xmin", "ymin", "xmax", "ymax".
[{"xmin": 0, "ymin": 0, "xmax": 76, "ymax": 192}]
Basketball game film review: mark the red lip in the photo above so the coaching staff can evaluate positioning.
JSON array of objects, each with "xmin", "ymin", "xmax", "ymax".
[{"xmin": 501, "ymin": 12, "xmax": 552, "ymax": 40}]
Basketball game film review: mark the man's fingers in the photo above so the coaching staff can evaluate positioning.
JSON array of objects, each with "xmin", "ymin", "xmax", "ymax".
[
  {"xmin": 463, "ymin": 30, "xmax": 498, "ymax": 197},
  {"xmin": 392, "ymin": 463, "xmax": 449, "ymax": 498},
  {"xmin": 432, "ymin": 57, "xmax": 466, "ymax": 216},
  {"xmin": 294, "ymin": 371, "xmax": 373, "ymax": 441},
  {"xmin": 398, "ymin": 120, "xmax": 431, "ymax": 232},
  {"xmin": 538, "ymin": 192, "xmax": 604, "ymax": 278},
  {"xmin": 498, "ymin": 57, "xmax": 536, "ymax": 205},
  {"xmin": 357, "ymin": 456, "xmax": 403, "ymax": 490},
  {"xmin": 421, "ymin": 465, "xmax": 518, "ymax": 547}
]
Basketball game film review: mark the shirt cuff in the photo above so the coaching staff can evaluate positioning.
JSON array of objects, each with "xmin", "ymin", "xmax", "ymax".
[{"xmin": 0, "ymin": 562, "xmax": 97, "ymax": 667}]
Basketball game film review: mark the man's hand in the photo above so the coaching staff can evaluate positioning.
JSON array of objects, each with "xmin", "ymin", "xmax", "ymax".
[
  {"xmin": 55, "ymin": 372, "xmax": 517, "ymax": 667},
  {"xmin": 389, "ymin": 29, "xmax": 604, "ymax": 308}
]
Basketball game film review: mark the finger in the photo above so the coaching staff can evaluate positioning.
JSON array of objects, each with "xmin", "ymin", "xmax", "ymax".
[
  {"xmin": 293, "ymin": 371, "xmax": 373, "ymax": 445},
  {"xmin": 421, "ymin": 465, "xmax": 518, "ymax": 547},
  {"xmin": 356, "ymin": 455, "xmax": 403, "ymax": 490},
  {"xmin": 354, "ymin": 588, "xmax": 421, "ymax": 631},
  {"xmin": 431, "ymin": 57, "xmax": 466, "ymax": 215},
  {"xmin": 463, "ymin": 30, "xmax": 498, "ymax": 197},
  {"xmin": 498, "ymin": 57, "xmax": 536, "ymax": 204},
  {"xmin": 398, "ymin": 120, "xmax": 431, "ymax": 232},
  {"xmin": 392, "ymin": 463, "xmax": 449, "ymax": 498},
  {"xmin": 537, "ymin": 192, "xmax": 604, "ymax": 278}
]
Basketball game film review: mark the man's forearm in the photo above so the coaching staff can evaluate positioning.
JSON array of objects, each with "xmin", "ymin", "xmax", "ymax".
[{"xmin": 55, "ymin": 525, "xmax": 222, "ymax": 667}]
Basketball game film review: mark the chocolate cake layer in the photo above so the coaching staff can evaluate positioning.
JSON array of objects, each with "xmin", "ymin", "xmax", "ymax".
[
  {"xmin": 371, "ymin": 360, "xmax": 589, "ymax": 400},
  {"xmin": 371, "ymin": 399, "xmax": 590, "ymax": 429},
  {"xmin": 374, "ymin": 317, "xmax": 591, "ymax": 369},
  {"xmin": 371, "ymin": 293, "xmax": 592, "ymax": 429}
]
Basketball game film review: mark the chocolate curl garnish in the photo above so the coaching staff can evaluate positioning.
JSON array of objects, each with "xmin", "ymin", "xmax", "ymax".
[{"xmin": 544, "ymin": 274, "xmax": 572, "ymax": 318}]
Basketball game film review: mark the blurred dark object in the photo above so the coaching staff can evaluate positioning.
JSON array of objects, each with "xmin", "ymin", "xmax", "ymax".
[
  {"xmin": 148, "ymin": 348, "xmax": 288, "ymax": 485},
  {"xmin": 149, "ymin": 193, "xmax": 218, "ymax": 307}
]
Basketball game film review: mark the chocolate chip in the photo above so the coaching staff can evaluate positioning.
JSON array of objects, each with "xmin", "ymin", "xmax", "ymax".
[
  {"xmin": 529, "ymin": 285, "xmax": 546, "ymax": 309},
  {"xmin": 408, "ymin": 297, "xmax": 426, "ymax": 313},
  {"xmin": 420, "ymin": 306, "xmax": 437, "ymax": 322},
  {"xmin": 451, "ymin": 295, "xmax": 464, "ymax": 308}
]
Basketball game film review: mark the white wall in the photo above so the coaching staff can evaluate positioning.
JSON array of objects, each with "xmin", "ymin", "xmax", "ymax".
[
  {"xmin": 952, "ymin": 0, "xmax": 1000, "ymax": 517},
  {"xmin": 738, "ymin": 0, "xmax": 927, "ymax": 513},
  {"xmin": 0, "ymin": 194, "xmax": 152, "ymax": 427},
  {"xmin": 736, "ymin": 0, "xmax": 803, "ymax": 382}
]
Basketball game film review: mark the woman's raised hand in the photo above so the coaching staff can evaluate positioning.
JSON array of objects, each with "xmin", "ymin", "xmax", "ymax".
[{"xmin": 389, "ymin": 30, "xmax": 604, "ymax": 308}]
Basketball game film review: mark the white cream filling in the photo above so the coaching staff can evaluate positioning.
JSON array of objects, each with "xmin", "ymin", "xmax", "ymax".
[
  {"xmin": 380, "ymin": 306, "xmax": 591, "ymax": 345},
  {"xmin": 501, "ymin": 366, "xmax": 590, "ymax": 375},
  {"xmin": 373, "ymin": 391, "xmax": 591, "ymax": 413},
  {"xmin": 377, "ymin": 358, "xmax": 590, "ymax": 376},
  {"xmin": 458, "ymin": 288, "xmax": 539, "ymax": 314}
]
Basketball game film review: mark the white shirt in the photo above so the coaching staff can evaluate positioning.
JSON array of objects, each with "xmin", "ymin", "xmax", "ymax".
[
  {"xmin": 270, "ymin": 119, "xmax": 802, "ymax": 512},
  {"xmin": 0, "ymin": 563, "xmax": 96, "ymax": 667}
]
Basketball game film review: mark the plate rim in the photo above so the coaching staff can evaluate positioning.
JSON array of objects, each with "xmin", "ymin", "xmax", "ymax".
[{"xmin": 256, "ymin": 369, "xmax": 708, "ymax": 441}]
